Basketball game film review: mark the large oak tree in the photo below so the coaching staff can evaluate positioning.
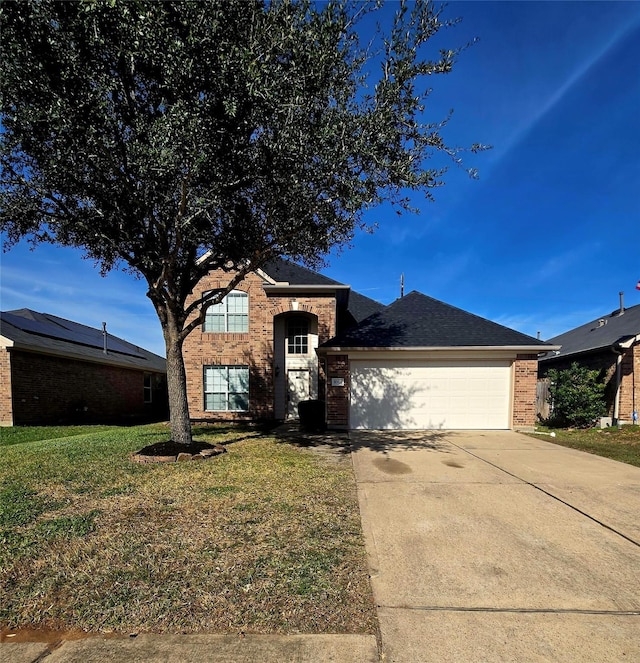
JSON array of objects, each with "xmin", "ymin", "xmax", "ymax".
[{"xmin": 0, "ymin": 0, "xmax": 487, "ymax": 443}]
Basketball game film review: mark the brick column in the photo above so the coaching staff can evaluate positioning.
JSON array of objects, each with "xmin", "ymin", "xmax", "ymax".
[
  {"xmin": 0, "ymin": 349, "xmax": 13, "ymax": 426},
  {"xmin": 326, "ymin": 354, "xmax": 349, "ymax": 429},
  {"xmin": 619, "ymin": 343, "xmax": 639, "ymax": 422},
  {"xmin": 512, "ymin": 354, "xmax": 538, "ymax": 430}
]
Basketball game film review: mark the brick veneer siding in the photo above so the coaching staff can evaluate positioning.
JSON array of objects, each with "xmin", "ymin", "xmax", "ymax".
[
  {"xmin": 183, "ymin": 269, "xmax": 337, "ymax": 422},
  {"xmin": 512, "ymin": 354, "xmax": 539, "ymax": 430},
  {"xmin": 4, "ymin": 350, "xmax": 166, "ymax": 426},
  {"xmin": 325, "ymin": 354, "xmax": 349, "ymax": 428},
  {"xmin": 619, "ymin": 342, "xmax": 639, "ymax": 421},
  {"xmin": 0, "ymin": 348, "xmax": 13, "ymax": 426}
]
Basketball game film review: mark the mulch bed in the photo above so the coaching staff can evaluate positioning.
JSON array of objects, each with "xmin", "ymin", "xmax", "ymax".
[{"xmin": 131, "ymin": 439, "xmax": 226, "ymax": 463}]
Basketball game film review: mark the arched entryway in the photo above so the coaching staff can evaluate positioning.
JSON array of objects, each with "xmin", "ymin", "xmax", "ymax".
[{"xmin": 273, "ymin": 312, "xmax": 319, "ymax": 420}]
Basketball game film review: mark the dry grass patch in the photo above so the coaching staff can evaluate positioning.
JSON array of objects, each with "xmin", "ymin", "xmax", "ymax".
[{"xmin": 0, "ymin": 424, "xmax": 376, "ymax": 636}]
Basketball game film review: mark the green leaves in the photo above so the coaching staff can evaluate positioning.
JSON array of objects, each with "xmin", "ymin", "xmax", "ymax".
[
  {"xmin": 1, "ymin": 0, "xmax": 488, "ymax": 440},
  {"xmin": 1, "ymin": 0, "xmax": 484, "ymax": 287},
  {"xmin": 546, "ymin": 363, "xmax": 607, "ymax": 428}
]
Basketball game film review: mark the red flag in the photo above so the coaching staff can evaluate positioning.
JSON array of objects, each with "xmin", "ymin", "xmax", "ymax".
[{"xmin": 636, "ymin": 280, "xmax": 640, "ymax": 291}]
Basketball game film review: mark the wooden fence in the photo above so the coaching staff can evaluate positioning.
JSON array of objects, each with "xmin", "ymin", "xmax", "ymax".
[{"xmin": 536, "ymin": 378, "xmax": 551, "ymax": 421}]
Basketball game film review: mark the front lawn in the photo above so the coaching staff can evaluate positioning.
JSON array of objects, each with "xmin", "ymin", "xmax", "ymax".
[
  {"xmin": 0, "ymin": 423, "xmax": 376, "ymax": 636},
  {"xmin": 533, "ymin": 425, "xmax": 640, "ymax": 468}
]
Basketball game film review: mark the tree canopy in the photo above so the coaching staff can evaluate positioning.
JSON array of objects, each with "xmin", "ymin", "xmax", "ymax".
[{"xmin": 0, "ymin": 0, "xmax": 487, "ymax": 443}]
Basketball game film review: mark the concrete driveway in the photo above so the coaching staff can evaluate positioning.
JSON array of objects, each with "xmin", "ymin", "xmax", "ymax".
[{"xmin": 350, "ymin": 430, "xmax": 640, "ymax": 662}]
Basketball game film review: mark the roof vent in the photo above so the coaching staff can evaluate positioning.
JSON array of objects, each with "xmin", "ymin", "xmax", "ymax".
[
  {"xmin": 598, "ymin": 319, "xmax": 607, "ymax": 328},
  {"xmin": 618, "ymin": 291, "xmax": 625, "ymax": 316}
]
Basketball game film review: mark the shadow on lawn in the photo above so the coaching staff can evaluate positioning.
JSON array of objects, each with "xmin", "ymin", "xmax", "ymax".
[
  {"xmin": 273, "ymin": 422, "xmax": 352, "ymax": 458},
  {"xmin": 273, "ymin": 422, "xmax": 454, "ymax": 457},
  {"xmin": 191, "ymin": 421, "xmax": 277, "ymax": 448}
]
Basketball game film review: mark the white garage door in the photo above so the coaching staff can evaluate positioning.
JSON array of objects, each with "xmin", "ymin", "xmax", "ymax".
[{"xmin": 350, "ymin": 359, "xmax": 511, "ymax": 430}]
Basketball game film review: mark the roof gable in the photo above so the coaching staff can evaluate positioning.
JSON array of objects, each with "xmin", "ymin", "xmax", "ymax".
[
  {"xmin": 541, "ymin": 303, "xmax": 640, "ymax": 361},
  {"xmin": 322, "ymin": 291, "xmax": 549, "ymax": 349},
  {"xmin": 259, "ymin": 258, "xmax": 384, "ymax": 330}
]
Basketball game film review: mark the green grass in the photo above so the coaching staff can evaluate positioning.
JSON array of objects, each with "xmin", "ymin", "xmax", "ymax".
[
  {"xmin": 532, "ymin": 425, "xmax": 640, "ymax": 467},
  {"xmin": 0, "ymin": 425, "xmax": 116, "ymax": 447},
  {"xmin": 0, "ymin": 423, "xmax": 376, "ymax": 636}
]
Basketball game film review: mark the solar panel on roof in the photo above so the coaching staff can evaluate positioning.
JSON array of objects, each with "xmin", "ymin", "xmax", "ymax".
[{"xmin": 1, "ymin": 311, "xmax": 146, "ymax": 359}]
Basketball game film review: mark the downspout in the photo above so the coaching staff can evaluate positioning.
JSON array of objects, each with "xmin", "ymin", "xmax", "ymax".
[{"xmin": 611, "ymin": 334, "xmax": 640, "ymax": 427}]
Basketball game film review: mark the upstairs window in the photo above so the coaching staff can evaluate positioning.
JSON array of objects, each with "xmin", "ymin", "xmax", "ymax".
[
  {"xmin": 203, "ymin": 290, "xmax": 248, "ymax": 333},
  {"xmin": 287, "ymin": 317, "xmax": 309, "ymax": 354}
]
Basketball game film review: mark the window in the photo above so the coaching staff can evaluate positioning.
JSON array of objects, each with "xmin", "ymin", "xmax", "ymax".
[
  {"xmin": 143, "ymin": 374, "xmax": 152, "ymax": 403},
  {"xmin": 203, "ymin": 291, "xmax": 248, "ymax": 332},
  {"xmin": 287, "ymin": 317, "xmax": 309, "ymax": 354},
  {"xmin": 204, "ymin": 366, "xmax": 249, "ymax": 411}
]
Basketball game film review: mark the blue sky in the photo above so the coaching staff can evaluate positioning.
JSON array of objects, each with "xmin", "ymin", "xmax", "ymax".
[{"xmin": 1, "ymin": 1, "xmax": 639, "ymax": 357}]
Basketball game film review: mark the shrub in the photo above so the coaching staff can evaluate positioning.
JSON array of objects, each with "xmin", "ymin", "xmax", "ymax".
[{"xmin": 545, "ymin": 363, "xmax": 606, "ymax": 428}]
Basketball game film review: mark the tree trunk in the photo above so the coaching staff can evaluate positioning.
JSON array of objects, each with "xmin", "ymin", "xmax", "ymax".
[{"xmin": 164, "ymin": 331, "xmax": 192, "ymax": 445}]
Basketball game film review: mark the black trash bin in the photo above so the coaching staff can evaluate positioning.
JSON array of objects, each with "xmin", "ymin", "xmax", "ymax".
[{"xmin": 297, "ymin": 400, "xmax": 326, "ymax": 432}]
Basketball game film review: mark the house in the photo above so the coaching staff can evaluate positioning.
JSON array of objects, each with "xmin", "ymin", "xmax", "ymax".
[
  {"xmin": 0, "ymin": 309, "xmax": 167, "ymax": 426},
  {"xmin": 183, "ymin": 259, "xmax": 383, "ymax": 423},
  {"xmin": 538, "ymin": 297, "xmax": 640, "ymax": 424},
  {"xmin": 184, "ymin": 260, "xmax": 553, "ymax": 430}
]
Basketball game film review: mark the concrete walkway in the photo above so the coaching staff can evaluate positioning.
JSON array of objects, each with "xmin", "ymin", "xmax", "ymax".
[
  {"xmin": 1, "ymin": 634, "xmax": 378, "ymax": 663},
  {"xmin": 351, "ymin": 429, "xmax": 640, "ymax": 662}
]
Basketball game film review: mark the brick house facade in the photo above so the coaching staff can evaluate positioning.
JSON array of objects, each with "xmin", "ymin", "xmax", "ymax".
[
  {"xmin": 185, "ymin": 263, "xmax": 551, "ymax": 430},
  {"xmin": 1, "ymin": 310, "xmax": 167, "ymax": 426},
  {"xmin": 183, "ymin": 263, "xmax": 345, "ymax": 422}
]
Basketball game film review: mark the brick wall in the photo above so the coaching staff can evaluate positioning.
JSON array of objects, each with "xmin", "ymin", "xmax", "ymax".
[
  {"xmin": 183, "ymin": 269, "xmax": 337, "ymax": 422},
  {"xmin": 512, "ymin": 354, "xmax": 539, "ymax": 430},
  {"xmin": 0, "ymin": 348, "xmax": 14, "ymax": 426},
  {"xmin": 325, "ymin": 354, "xmax": 349, "ymax": 428},
  {"xmin": 619, "ymin": 342, "xmax": 639, "ymax": 421},
  {"xmin": 6, "ymin": 350, "xmax": 166, "ymax": 426}
]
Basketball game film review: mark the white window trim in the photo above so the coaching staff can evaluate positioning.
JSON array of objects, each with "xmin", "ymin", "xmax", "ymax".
[
  {"xmin": 204, "ymin": 365, "xmax": 250, "ymax": 412},
  {"xmin": 203, "ymin": 290, "xmax": 249, "ymax": 333},
  {"xmin": 287, "ymin": 316, "xmax": 310, "ymax": 355}
]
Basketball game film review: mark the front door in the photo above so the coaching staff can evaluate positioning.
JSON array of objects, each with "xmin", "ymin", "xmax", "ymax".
[{"xmin": 287, "ymin": 369, "xmax": 310, "ymax": 418}]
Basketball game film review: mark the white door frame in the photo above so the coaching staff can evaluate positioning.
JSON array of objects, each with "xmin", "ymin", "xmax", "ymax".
[{"xmin": 287, "ymin": 368, "xmax": 310, "ymax": 418}]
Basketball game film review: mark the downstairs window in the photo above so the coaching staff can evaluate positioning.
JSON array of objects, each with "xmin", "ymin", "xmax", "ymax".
[{"xmin": 204, "ymin": 365, "xmax": 249, "ymax": 411}]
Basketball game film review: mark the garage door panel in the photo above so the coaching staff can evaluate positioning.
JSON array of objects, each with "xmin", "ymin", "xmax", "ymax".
[{"xmin": 350, "ymin": 360, "xmax": 511, "ymax": 430}]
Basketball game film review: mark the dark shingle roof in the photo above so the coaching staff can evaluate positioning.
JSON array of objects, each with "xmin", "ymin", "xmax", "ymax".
[
  {"xmin": 322, "ymin": 291, "xmax": 549, "ymax": 348},
  {"xmin": 261, "ymin": 258, "xmax": 344, "ymax": 286},
  {"xmin": 540, "ymin": 303, "xmax": 640, "ymax": 361},
  {"xmin": 1, "ymin": 309, "xmax": 166, "ymax": 372},
  {"xmin": 337, "ymin": 289, "xmax": 386, "ymax": 333},
  {"xmin": 344, "ymin": 290, "xmax": 385, "ymax": 324}
]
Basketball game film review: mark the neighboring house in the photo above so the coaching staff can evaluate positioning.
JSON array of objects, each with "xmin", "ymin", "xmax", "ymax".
[
  {"xmin": 0, "ymin": 309, "xmax": 167, "ymax": 426},
  {"xmin": 184, "ymin": 260, "xmax": 553, "ymax": 430},
  {"xmin": 538, "ymin": 299, "xmax": 640, "ymax": 424}
]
